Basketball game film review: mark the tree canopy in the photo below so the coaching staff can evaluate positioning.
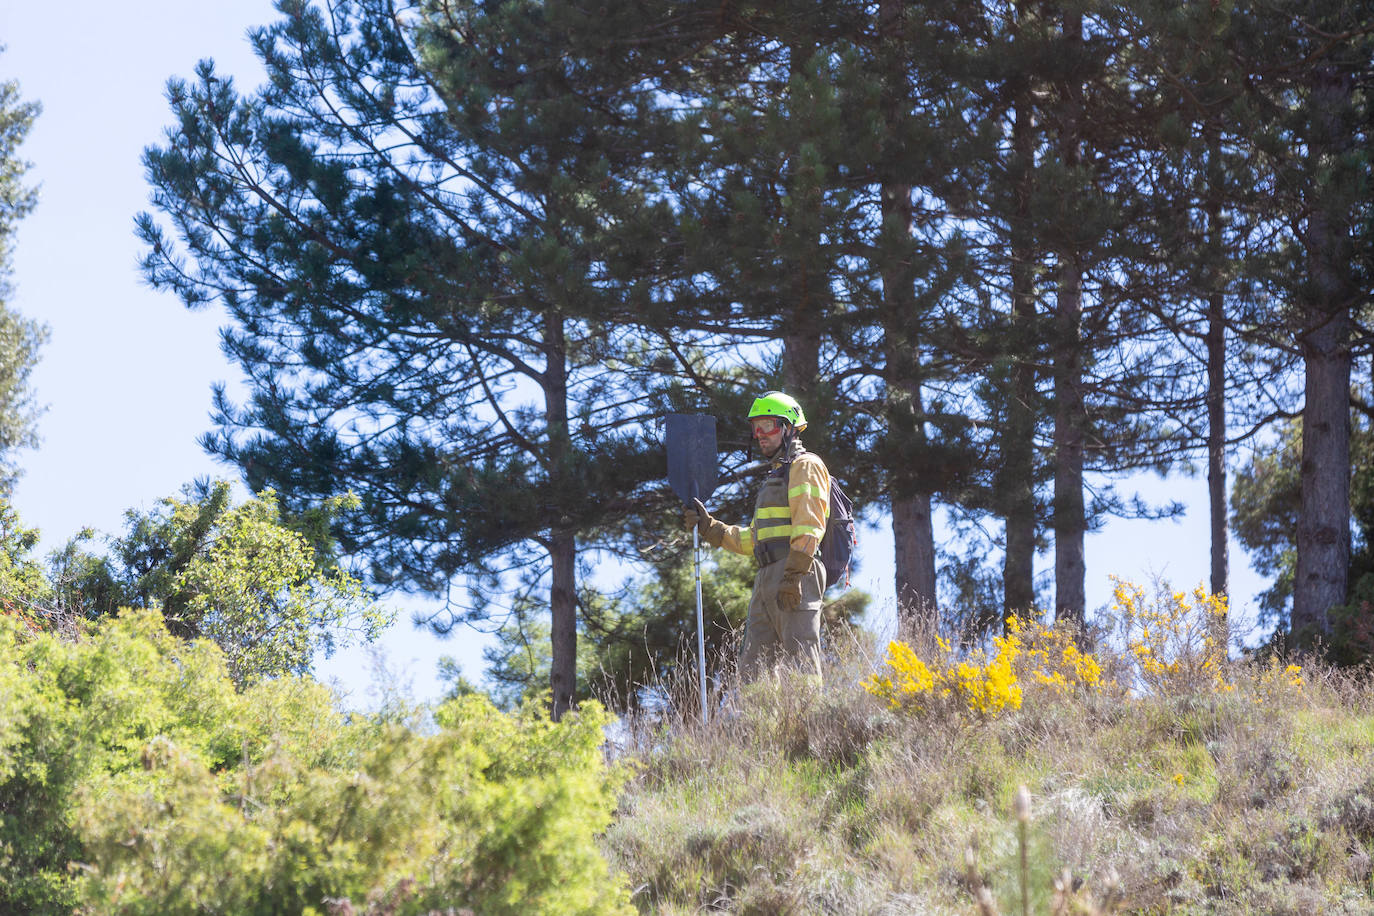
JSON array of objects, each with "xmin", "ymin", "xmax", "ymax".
[
  {"xmin": 139, "ymin": 0, "xmax": 1374, "ymax": 697},
  {"xmin": 48, "ymin": 482, "xmax": 388, "ymax": 685}
]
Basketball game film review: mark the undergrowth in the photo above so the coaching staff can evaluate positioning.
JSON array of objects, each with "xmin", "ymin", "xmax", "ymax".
[{"xmin": 602, "ymin": 582, "xmax": 1374, "ymax": 914}]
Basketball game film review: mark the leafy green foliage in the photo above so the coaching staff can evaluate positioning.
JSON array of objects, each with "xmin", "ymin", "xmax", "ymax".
[
  {"xmin": 0, "ymin": 609, "xmax": 243, "ymax": 912},
  {"xmin": 0, "ymin": 498, "xmax": 52, "ymax": 624},
  {"xmin": 0, "ymin": 302, "xmax": 45, "ymax": 492},
  {"xmin": 167, "ymin": 486, "xmax": 386, "ymax": 683},
  {"xmin": 0, "ymin": 67, "xmax": 46, "ymax": 494},
  {"xmin": 1234, "ymin": 417, "xmax": 1374, "ymax": 661},
  {"xmin": 50, "ymin": 481, "xmax": 388, "ymax": 684},
  {"xmin": 1231, "ymin": 420, "xmax": 1302, "ymax": 626},
  {"xmin": 0, "ymin": 609, "xmax": 634, "ymax": 915}
]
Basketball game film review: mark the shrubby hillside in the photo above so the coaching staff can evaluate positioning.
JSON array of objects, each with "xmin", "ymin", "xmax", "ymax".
[
  {"xmin": 4, "ymin": 577, "xmax": 1373, "ymax": 914},
  {"xmin": 605, "ymin": 583, "xmax": 1374, "ymax": 914}
]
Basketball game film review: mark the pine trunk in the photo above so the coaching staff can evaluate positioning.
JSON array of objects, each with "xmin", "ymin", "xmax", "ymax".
[
  {"xmin": 1206, "ymin": 291, "xmax": 1229, "ymax": 598},
  {"xmin": 1292, "ymin": 62, "xmax": 1355, "ymax": 645},
  {"xmin": 1204, "ymin": 131, "xmax": 1229, "ymax": 599},
  {"xmin": 783, "ymin": 330, "xmax": 820, "ymax": 404},
  {"xmin": 1205, "ymin": 295, "xmax": 1229, "ymax": 598},
  {"xmin": 1052, "ymin": 9, "xmax": 1085, "ymax": 627},
  {"xmin": 544, "ymin": 313, "xmax": 578, "ymax": 719},
  {"xmin": 782, "ymin": 37, "xmax": 822, "ymax": 414},
  {"xmin": 1003, "ymin": 46, "xmax": 1037, "ymax": 620},
  {"xmin": 879, "ymin": 0, "xmax": 937, "ymax": 624},
  {"xmin": 892, "ymin": 493, "xmax": 937, "ymax": 615},
  {"xmin": 1294, "ymin": 316, "xmax": 1351, "ymax": 642},
  {"xmin": 1053, "ymin": 260, "xmax": 1085, "ymax": 626}
]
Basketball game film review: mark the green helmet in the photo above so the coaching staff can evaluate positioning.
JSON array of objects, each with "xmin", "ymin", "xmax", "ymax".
[{"xmin": 747, "ymin": 390, "xmax": 807, "ymax": 432}]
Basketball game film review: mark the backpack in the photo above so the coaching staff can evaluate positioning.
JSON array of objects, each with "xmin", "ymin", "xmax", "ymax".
[
  {"xmin": 819, "ymin": 477, "xmax": 857, "ymax": 591},
  {"xmin": 776, "ymin": 459, "xmax": 857, "ymax": 591}
]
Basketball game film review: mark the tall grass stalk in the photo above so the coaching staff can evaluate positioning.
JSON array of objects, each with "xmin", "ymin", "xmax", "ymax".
[{"xmin": 1015, "ymin": 785, "xmax": 1031, "ymax": 916}]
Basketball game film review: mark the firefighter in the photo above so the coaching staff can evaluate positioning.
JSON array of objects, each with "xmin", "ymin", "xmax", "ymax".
[{"xmin": 684, "ymin": 391, "xmax": 830, "ymax": 678}]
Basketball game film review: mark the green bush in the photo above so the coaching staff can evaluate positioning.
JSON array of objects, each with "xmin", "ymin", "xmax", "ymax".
[
  {"xmin": 49, "ymin": 482, "xmax": 390, "ymax": 686},
  {"xmin": 0, "ymin": 609, "xmax": 633, "ymax": 915}
]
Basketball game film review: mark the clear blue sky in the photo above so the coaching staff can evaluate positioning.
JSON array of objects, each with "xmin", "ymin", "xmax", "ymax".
[{"xmin": 1, "ymin": 0, "xmax": 1267, "ymax": 705}]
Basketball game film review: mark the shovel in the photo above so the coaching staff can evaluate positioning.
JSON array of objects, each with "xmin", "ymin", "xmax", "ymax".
[{"xmin": 666, "ymin": 413, "xmax": 718, "ymax": 720}]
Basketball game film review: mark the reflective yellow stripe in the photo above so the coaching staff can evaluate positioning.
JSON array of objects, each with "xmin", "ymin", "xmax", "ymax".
[
  {"xmin": 739, "ymin": 529, "xmax": 754, "ymax": 550},
  {"xmin": 755, "ymin": 524, "xmax": 824, "ymax": 541},
  {"xmin": 788, "ymin": 483, "xmax": 823, "ymax": 500},
  {"xmin": 755, "ymin": 506, "xmax": 790, "ymax": 519}
]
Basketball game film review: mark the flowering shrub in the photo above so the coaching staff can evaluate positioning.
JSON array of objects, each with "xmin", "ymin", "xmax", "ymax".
[
  {"xmin": 865, "ymin": 632, "xmax": 1022, "ymax": 719},
  {"xmin": 1245, "ymin": 655, "xmax": 1305, "ymax": 703},
  {"xmin": 1114, "ymin": 577, "xmax": 1230, "ymax": 694},
  {"xmin": 1005, "ymin": 614, "xmax": 1105, "ymax": 697},
  {"xmin": 870, "ymin": 580, "xmax": 1307, "ymax": 718},
  {"xmin": 867, "ymin": 612, "xmax": 1117, "ymax": 720}
]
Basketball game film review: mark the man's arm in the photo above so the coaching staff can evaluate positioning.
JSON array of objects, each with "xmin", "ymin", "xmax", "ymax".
[
  {"xmin": 787, "ymin": 454, "xmax": 830, "ymax": 557},
  {"xmin": 685, "ymin": 498, "xmax": 755, "ymax": 556},
  {"xmin": 718, "ymin": 521, "xmax": 755, "ymax": 557}
]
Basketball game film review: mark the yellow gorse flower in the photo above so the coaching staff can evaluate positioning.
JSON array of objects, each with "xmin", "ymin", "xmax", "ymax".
[
  {"xmin": 865, "ymin": 615, "xmax": 1106, "ymax": 719},
  {"xmin": 865, "ymin": 635, "xmax": 1023, "ymax": 718},
  {"xmin": 1116, "ymin": 577, "xmax": 1231, "ymax": 694},
  {"xmin": 869, "ymin": 578, "xmax": 1304, "ymax": 719},
  {"xmin": 1248, "ymin": 657, "xmax": 1305, "ymax": 702},
  {"xmin": 1008, "ymin": 614, "xmax": 1104, "ymax": 696}
]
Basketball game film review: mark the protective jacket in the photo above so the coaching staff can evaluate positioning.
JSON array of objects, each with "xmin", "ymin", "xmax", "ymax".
[{"xmin": 718, "ymin": 438, "xmax": 830, "ymax": 564}]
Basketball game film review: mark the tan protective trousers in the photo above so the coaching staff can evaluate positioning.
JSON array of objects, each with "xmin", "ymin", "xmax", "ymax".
[{"xmin": 739, "ymin": 555, "xmax": 825, "ymax": 680}]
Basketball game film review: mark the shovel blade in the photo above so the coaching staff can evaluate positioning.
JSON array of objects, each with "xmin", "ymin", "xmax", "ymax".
[{"xmin": 666, "ymin": 413, "xmax": 718, "ymax": 504}]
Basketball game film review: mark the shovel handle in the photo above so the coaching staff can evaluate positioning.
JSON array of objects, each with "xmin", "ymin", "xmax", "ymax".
[{"xmin": 693, "ymin": 526, "xmax": 708, "ymax": 721}]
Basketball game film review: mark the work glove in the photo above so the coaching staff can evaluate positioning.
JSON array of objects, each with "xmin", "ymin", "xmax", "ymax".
[
  {"xmin": 683, "ymin": 498, "xmax": 726, "ymax": 548},
  {"xmin": 776, "ymin": 548, "xmax": 815, "ymax": 612}
]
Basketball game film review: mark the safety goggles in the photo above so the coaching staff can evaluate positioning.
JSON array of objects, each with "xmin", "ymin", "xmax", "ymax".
[{"xmin": 750, "ymin": 416, "xmax": 783, "ymax": 437}]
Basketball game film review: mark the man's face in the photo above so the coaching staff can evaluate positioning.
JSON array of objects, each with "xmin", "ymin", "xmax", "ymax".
[{"xmin": 750, "ymin": 416, "xmax": 786, "ymax": 458}]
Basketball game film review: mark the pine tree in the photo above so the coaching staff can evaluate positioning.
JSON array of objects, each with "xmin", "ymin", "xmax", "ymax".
[
  {"xmin": 1121, "ymin": 0, "xmax": 1292, "ymax": 604},
  {"xmin": 1222, "ymin": 1, "xmax": 1371, "ymax": 644},
  {"xmin": 139, "ymin": 0, "xmax": 678, "ymax": 716}
]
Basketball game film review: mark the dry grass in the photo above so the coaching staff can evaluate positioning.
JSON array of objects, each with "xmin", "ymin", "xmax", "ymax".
[{"xmin": 602, "ymin": 605, "xmax": 1374, "ymax": 914}]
